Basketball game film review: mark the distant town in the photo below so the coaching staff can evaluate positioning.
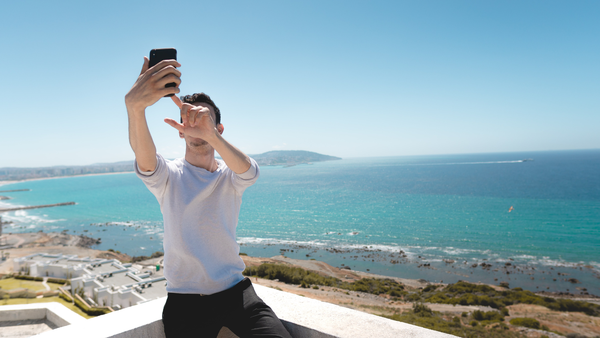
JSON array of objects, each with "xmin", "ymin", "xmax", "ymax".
[{"xmin": 0, "ymin": 151, "xmax": 341, "ymax": 181}]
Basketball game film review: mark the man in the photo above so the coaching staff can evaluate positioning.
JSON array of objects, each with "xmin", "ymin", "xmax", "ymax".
[{"xmin": 125, "ymin": 57, "xmax": 291, "ymax": 338}]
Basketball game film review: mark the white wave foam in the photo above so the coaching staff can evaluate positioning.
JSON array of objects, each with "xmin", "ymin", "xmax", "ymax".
[
  {"xmin": 417, "ymin": 160, "xmax": 526, "ymax": 166},
  {"xmin": 441, "ymin": 247, "xmax": 481, "ymax": 255},
  {"xmin": 1, "ymin": 209, "xmax": 62, "ymax": 225}
]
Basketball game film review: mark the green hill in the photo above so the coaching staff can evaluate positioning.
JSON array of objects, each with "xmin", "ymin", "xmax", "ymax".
[{"xmin": 250, "ymin": 150, "xmax": 341, "ymax": 166}]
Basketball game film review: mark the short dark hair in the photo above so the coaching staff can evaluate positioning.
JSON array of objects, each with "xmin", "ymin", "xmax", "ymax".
[{"xmin": 179, "ymin": 93, "xmax": 221, "ymax": 125}]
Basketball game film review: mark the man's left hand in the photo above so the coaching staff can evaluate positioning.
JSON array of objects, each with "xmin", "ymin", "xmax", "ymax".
[{"xmin": 164, "ymin": 96, "xmax": 220, "ymax": 142}]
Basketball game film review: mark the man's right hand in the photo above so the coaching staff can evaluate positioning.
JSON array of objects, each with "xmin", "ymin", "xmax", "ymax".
[
  {"xmin": 125, "ymin": 57, "xmax": 181, "ymax": 172},
  {"xmin": 125, "ymin": 57, "xmax": 182, "ymax": 114}
]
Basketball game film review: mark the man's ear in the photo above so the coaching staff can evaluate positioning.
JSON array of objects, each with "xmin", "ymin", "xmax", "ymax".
[
  {"xmin": 217, "ymin": 124, "xmax": 224, "ymax": 135},
  {"xmin": 179, "ymin": 131, "xmax": 184, "ymax": 139}
]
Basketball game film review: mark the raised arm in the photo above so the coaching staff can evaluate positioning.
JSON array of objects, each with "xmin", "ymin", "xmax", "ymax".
[
  {"xmin": 165, "ymin": 97, "xmax": 251, "ymax": 174},
  {"xmin": 125, "ymin": 57, "xmax": 181, "ymax": 172}
]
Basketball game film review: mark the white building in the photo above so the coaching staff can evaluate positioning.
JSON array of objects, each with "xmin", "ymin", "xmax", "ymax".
[
  {"xmin": 14, "ymin": 253, "xmax": 167, "ymax": 310},
  {"xmin": 13, "ymin": 253, "xmax": 106, "ymax": 279}
]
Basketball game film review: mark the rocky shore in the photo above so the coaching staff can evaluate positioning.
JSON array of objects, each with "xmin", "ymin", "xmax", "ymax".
[{"xmin": 238, "ymin": 241, "xmax": 600, "ymax": 300}]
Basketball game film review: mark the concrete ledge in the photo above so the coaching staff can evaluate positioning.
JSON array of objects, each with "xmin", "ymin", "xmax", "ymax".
[
  {"xmin": 257, "ymin": 285, "xmax": 457, "ymax": 338},
  {"xmin": 33, "ymin": 299, "xmax": 166, "ymax": 338},
  {"xmin": 0, "ymin": 302, "xmax": 86, "ymax": 327},
  {"xmin": 35, "ymin": 285, "xmax": 458, "ymax": 337}
]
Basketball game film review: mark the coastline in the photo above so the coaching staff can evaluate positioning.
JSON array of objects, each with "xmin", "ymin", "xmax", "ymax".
[
  {"xmin": 0, "ymin": 171, "xmax": 134, "ymax": 187},
  {"xmin": 0, "ymin": 231, "xmax": 597, "ymax": 301},
  {"xmin": 237, "ymin": 241, "xmax": 600, "ymax": 298},
  {"xmin": 0, "ymin": 231, "xmax": 598, "ymax": 337}
]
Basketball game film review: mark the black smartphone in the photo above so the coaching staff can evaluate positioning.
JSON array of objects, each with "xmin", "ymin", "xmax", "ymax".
[{"xmin": 149, "ymin": 48, "xmax": 178, "ymax": 97}]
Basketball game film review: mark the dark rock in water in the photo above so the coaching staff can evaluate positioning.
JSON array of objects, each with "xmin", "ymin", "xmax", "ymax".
[
  {"xmin": 77, "ymin": 235, "xmax": 101, "ymax": 248},
  {"xmin": 568, "ymin": 278, "xmax": 581, "ymax": 284}
]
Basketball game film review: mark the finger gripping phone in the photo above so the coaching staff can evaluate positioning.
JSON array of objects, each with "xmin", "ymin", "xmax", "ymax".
[{"xmin": 149, "ymin": 48, "xmax": 177, "ymax": 97}]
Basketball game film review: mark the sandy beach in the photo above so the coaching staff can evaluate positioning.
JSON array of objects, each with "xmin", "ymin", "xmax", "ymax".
[{"xmin": 0, "ymin": 231, "xmax": 598, "ymax": 337}]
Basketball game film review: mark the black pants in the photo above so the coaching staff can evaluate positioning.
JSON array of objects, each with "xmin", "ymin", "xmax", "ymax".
[{"xmin": 162, "ymin": 278, "xmax": 292, "ymax": 338}]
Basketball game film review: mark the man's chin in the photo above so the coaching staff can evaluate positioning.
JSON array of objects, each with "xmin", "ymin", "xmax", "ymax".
[
  {"xmin": 189, "ymin": 138, "xmax": 209, "ymax": 148},
  {"xmin": 190, "ymin": 141, "xmax": 208, "ymax": 147}
]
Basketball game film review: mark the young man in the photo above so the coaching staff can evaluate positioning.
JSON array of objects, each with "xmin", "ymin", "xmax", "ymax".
[{"xmin": 125, "ymin": 57, "xmax": 291, "ymax": 338}]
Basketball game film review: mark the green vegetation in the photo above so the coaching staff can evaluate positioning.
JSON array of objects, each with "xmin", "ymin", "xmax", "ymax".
[
  {"xmin": 243, "ymin": 263, "xmax": 406, "ymax": 298},
  {"xmin": 130, "ymin": 251, "xmax": 163, "ymax": 263},
  {"xmin": 472, "ymin": 310, "xmax": 505, "ymax": 323},
  {"xmin": 419, "ymin": 281, "xmax": 600, "ymax": 317},
  {"xmin": 383, "ymin": 303, "xmax": 523, "ymax": 338},
  {"xmin": 243, "ymin": 263, "xmax": 597, "ymax": 337},
  {"xmin": 13, "ymin": 275, "xmax": 67, "ymax": 285},
  {"xmin": 0, "ymin": 277, "xmax": 63, "ymax": 292},
  {"xmin": 509, "ymin": 318, "xmax": 540, "ymax": 329},
  {"xmin": 60, "ymin": 290, "xmax": 112, "ymax": 316}
]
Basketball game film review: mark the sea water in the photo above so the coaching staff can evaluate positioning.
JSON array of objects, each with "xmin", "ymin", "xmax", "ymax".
[{"xmin": 1, "ymin": 149, "xmax": 599, "ymax": 294}]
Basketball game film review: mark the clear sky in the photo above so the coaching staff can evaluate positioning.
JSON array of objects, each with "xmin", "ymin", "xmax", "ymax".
[{"xmin": 1, "ymin": 0, "xmax": 598, "ymax": 167}]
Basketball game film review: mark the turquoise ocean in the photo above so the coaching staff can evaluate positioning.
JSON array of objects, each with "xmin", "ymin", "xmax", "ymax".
[{"xmin": 1, "ymin": 149, "xmax": 599, "ymax": 295}]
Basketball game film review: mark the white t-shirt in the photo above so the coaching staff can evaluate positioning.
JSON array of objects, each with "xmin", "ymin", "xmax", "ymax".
[{"xmin": 135, "ymin": 154, "xmax": 259, "ymax": 295}]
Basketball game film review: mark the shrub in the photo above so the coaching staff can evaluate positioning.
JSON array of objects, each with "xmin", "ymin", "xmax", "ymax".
[
  {"xmin": 383, "ymin": 306, "xmax": 526, "ymax": 338},
  {"xmin": 472, "ymin": 310, "xmax": 505, "ymax": 322},
  {"xmin": 424, "ymin": 281, "xmax": 600, "ymax": 316},
  {"xmin": 413, "ymin": 303, "xmax": 433, "ymax": 317},
  {"xmin": 72, "ymin": 294, "xmax": 112, "ymax": 316},
  {"xmin": 510, "ymin": 317, "xmax": 540, "ymax": 329},
  {"xmin": 243, "ymin": 263, "xmax": 405, "ymax": 298},
  {"xmin": 47, "ymin": 278, "xmax": 67, "ymax": 284},
  {"xmin": 406, "ymin": 293, "xmax": 422, "ymax": 302},
  {"xmin": 422, "ymin": 284, "xmax": 437, "ymax": 293}
]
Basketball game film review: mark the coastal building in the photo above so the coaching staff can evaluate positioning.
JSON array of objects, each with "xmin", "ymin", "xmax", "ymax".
[
  {"xmin": 13, "ymin": 253, "xmax": 107, "ymax": 279},
  {"xmin": 13, "ymin": 253, "xmax": 167, "ymax": 310},
  {"xmin": 71, "ymin": 269, "xmax": 167, "ymax": 309}
]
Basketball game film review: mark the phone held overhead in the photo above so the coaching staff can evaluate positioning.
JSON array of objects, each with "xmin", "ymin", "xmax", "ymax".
[{"xmin": 149, "ymin": 48, "xmax": 178, "ymax": 97}]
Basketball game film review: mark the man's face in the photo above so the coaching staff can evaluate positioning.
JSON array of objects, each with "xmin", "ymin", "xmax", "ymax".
[{"xmin": 180, "ymin": 102, "xmax": 222, "ymax": 149}]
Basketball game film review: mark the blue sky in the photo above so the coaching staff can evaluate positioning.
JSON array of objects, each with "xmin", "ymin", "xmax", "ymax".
[{"xmin": 1, "ymin": 0, "xmax": 598, "ymax": 167}]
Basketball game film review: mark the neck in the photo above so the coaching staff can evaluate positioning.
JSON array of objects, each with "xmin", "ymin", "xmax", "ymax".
[{"xmin": 184, "ymin": 145, "xmax": 218, "ymax": 172}]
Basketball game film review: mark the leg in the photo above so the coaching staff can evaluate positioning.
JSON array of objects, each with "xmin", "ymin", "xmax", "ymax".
[
  {"xmin": 225, "ymin": 283, "xmax": 292, "ymax": 338},
  {"xmin": 162, "ymin": 293, "xmax": 224, "ymax": 338}
]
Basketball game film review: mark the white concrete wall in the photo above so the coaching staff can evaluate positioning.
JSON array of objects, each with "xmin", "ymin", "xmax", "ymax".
[
  {"xmin": 34, "ymin": 285, "xmax": 459, "ymax": 338},
  {"xmin": 95, "ymin": 287, "xmax": 145, "ymax": 309},
  {"xmin": 0, "ymin": 303, "xmax": 86, "ymax": 328},
  {"xmin": 36, "ymin": 264, "xmax": 67, "ymax": 278},
  {"xmin": 71, "ymin": 277, "xmax": 104, "ymax": 298}
]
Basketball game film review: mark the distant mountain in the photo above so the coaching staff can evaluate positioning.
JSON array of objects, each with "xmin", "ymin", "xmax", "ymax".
[
  {"xmin": 0, "ymin": 151, "xmax": 340, "ymax": 181},
  {"xmin": 249, "ymin": 150, "xmax": 341, "ymax": 167}
]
